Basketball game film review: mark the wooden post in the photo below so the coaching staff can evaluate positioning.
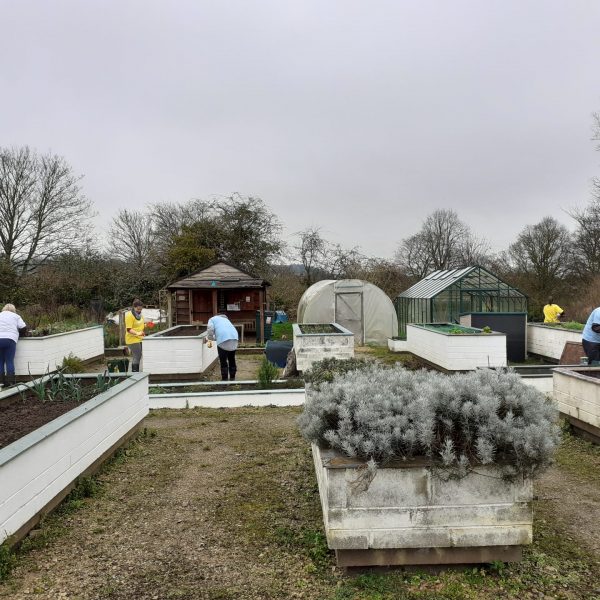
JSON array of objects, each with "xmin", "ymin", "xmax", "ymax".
[
  {"xmin": 188, "ymin": 290, "xmax": 193, "ymax": 324},
  {"xmin": 212, "ymin": 289, "xmax": 218, "ymax": 316},
  {"xmin": 167, "ymin": 293, "xmax": 173, "ymax": 328},
  {"xmin": 259, "ymin": 289, "xmax": 265, "ymax": 344},
  {"xmin": 118, "ymin": 309, "xmax": 126, "ymax": 347}
]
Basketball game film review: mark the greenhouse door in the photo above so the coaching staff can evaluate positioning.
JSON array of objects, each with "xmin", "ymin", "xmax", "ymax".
[{"xmin": 335, "ymin": 292, "xmax": 363, "ymax": 344}]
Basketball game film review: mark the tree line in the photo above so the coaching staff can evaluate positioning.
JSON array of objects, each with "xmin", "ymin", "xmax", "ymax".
[{"xmin": 1, "ymin": 111, "xmax": 599, "ymax": 320}]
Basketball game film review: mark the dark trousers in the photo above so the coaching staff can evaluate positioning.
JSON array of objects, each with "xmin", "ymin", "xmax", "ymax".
[
  {"xmin": 0, "ymin": 338, "xmax": 17, "ymax": 376},
  {"xmin": 217, "ymin": 346, "xmax": 237, "ymax": 380},
  {"xmin": 582, "ymin": 339, "xmax": 600, "ymax": 364}
]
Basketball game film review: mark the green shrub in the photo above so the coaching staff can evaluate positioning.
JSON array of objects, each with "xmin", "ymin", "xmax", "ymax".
[
  {"xmin": 103, "ymin": 323, "xmax": 120, "ymax": 348},
  {"xmin": 298, "ymin": 365, "xmax": 560, "ymax": 481},
  {"xmin": 303, "ymin": 357, "xmax": 372, "ymax": 389},
  {"xmin": 61, "ymin": 353, "xmax": 84, "ymax": 373},
  {"xmin": 0, "ymin": 543, "xmax": 16, "ymax": 581},
  {"xmin": 257, "ymin": 357, "xmax": 280, "ymax": 389},
  {"xmin": 57, "ymin": 304, "xmax": 81, "ymax": 321}
]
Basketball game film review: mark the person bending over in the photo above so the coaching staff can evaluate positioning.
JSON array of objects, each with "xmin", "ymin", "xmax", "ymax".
[{"xmin": 206, "ymin": 313, "xmax": 239, "ymax": 381}]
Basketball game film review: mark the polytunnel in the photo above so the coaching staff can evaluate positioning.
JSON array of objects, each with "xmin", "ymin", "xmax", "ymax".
[{"xmin": 296, "ymin": 279, "xmax": 398, "ymax": 345}]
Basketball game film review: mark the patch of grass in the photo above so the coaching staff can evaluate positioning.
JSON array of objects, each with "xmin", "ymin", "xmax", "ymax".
[
  {"xmin": 554, "ymin": 426, "xmax": 600, "ymax": 483},
  {"xmin": 360, "ymin": 344, "xmax": 422, "ymax": 368},
  {"xmin": 271, "ymin": 322, "xmax": 293, "ymax": 340},
  {"xmin": 0, "ymin": 543, "xmax": 17, "ymax": 582}
]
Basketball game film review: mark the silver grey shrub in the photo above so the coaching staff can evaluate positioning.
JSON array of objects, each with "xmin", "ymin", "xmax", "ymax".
[{"xmin": 298, "ymin": 365, "xmax": 560, "ymax": 480}]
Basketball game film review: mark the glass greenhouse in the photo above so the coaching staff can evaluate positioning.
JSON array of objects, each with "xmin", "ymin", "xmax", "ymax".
[{"xmin": 394, "ymin": 266, "xmax": 528, "ymax": 337}]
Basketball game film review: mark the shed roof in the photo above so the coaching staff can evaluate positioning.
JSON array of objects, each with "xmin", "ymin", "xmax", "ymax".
[
  {"xmin": 166, "ymin": 262, "xmax": 269, "ymax": 290},
  {"xmin": 397, "ymin": 266, "xmax": 526, "ymax": 300}
]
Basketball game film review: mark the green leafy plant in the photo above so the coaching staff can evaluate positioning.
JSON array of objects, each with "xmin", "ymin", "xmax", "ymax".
[
  {"xmin": 482, "ymin": 326, "xmax": 493, "ymax": 334},
  {"xmin": 0, "ymin": 542, "xmax": 16, "ymax": 582},
  {"xmin": 94, "ymin": 371, "xmax": 116, "ymax": 394},
  {"xmin": 448, "ymin": 327, "xmax": 466, "ymax": 334},
  {"xmin": 257, "ymin": 357, "xmax": 280, "ymax": 389},
  {"xmin": 60, "ymin": 353, "xmax": 84, "ymax": 373}
]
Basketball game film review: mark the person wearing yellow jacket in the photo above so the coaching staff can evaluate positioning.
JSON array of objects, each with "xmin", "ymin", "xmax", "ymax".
[{"xmin": 125, "ymin": 299, "xmax": 145, "ymax": 372}]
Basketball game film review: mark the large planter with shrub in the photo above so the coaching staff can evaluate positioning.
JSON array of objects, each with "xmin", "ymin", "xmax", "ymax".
[
  {"xmin": 299, "ymin": 364, "xmax": 559, "ymax": 567},
  {"xmin": 553, "ymin": 366, "xmax": 600, "ymax": 442},
  {"xmin": 527, "ymin": 323, "xmax": 583, "ymax": 362},
  {"xmin": 143, "ymin": 325, "xmax": 218, "ymax": 378},
  {"xmin": 406, "ymin": 323, "xmax": 507, "ymax": 371},
  {"xmin": 0, "ymin": 372, "xmax": 149, "ymax": 544},
  {"xmin": 15, "ymin": 325, "xmax": 105, "ymax": 377},
  {"xmin": 292, "ymin": 323, "xmax": 354, "ymax": 372}
]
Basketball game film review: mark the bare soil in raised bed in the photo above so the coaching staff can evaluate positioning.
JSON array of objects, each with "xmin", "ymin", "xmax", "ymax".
[{"xmin": 0, "ymin": 395, "xmax": 80, "ymax": 449}]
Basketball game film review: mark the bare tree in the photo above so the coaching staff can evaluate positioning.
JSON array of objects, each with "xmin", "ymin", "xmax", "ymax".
[
  {"xmin": 0, "ymin": 147, "xmax": 92, "ymax": 275},
  {"xmin": 109, "ymin": 209, "xmax": 156, "ymax": 271},
  {"xmin": 295, "ymin": 227, "xmax": 328, "ymax": 286},
  {"xmin": 395, "ymin": 209, "xmax": 488, "ymax": 278},
  {"xmin": 507, "ymin": 217, "xmax": 572, "ymax": 302}
]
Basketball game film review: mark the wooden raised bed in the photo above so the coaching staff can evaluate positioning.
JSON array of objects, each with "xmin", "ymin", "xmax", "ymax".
[
  {"xmin": 15, "ymin": 326, "xmax": 105, "ymax": 377},
  {"xmin": 0, "ymin": 373, "xmax": 149, "ymax": 545}
]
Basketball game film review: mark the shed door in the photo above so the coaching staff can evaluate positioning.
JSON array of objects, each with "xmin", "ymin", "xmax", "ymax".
[{"xmin": 335, "ymin": 292, "xmax": 363, "ymax": 344}]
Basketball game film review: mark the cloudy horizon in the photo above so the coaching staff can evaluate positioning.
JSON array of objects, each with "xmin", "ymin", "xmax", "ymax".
[{"xmin": 1, "ymin": 0, "xmax": 599, "ymax": 259}]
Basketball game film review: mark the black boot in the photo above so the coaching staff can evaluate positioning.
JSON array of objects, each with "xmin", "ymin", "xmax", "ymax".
[
  {"xmin": 0, "ymin": 373, "xmax": 5, "ymax": 388},
  {"xmin": 6, "ymin": 374, "xmax": 16, "ymax": 387},
  {"xmin": 131, "ymin": 364, "xmax": 140, "ymax": 372}
]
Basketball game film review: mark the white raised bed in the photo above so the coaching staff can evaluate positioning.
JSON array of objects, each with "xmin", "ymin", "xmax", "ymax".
[
  {"xmin": 553, "ymin": 366, "xmax": 600, "ymax": 441},
  {"xmin": 15, "ymin": 326, "xmax": 104, "ymax": 376},
  {"xmin": 527, "ymin": 324, "xmax": 583, "ymax": 362},
  {"xmin": 313, "ymin": 444, "xmax": 532, "ymax": 567},
  {"xmin": 0, "ymin": 373, "xmax": 149, "ymax": 544},
  {"xmin": 406, "ymin": 324, "xmax": 507, "ymax": 371},
  {"xmin": 149, "ymin": 382, "xmax": 305, "ymax": 409},
  {"xmin": 388, "ymin": 338, "xmax": 409, "ymax": 352},
  {"xmin": 292, "ymin": 323, "xmax": 354, "ymax": 372},
  {"xmin": 143, "ymin": 325, "xmax": 218, "ymax": 376}
]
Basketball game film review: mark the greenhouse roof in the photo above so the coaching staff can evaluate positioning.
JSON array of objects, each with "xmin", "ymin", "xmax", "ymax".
[{"xmin": 397, "ymin": 266, "xmax": 526, "ymax": 300}]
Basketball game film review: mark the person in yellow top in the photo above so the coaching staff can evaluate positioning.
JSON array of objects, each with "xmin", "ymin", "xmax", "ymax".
[
  {"xmin": 543, "ymin": 298, "xmax": 564, "ymax": 324},
  {"xmin": 125, "ymin": 299, "xmax": 145, "ymax": 372}
]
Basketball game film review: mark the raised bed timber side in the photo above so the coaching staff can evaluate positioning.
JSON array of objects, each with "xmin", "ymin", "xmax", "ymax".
[
  {"xmin": 313, "ymin": 444, "xmax": 533, "ymax": 567},
  {"xmin": 0, "ymin": 373, "xmax": 149, "ymax": 545},
  {"xmin": 553, "ymin": 366, "xmax": 600, "ymax": 443},
  {"xmin": 292, "ymin": 323, "xmax": 354, "ymax": 372},
  {"xmin": 15, "ymin": 326, "xmax": 104, "ymax": 377},
  {"xmin": 406, "ymin": 324, "xmax": 507, "ymax": 371},
  {"xmin": 143, "ymin": 325, "xmax": 218, "ymax": 377},
  {"xmin": 527, "ymin": 324, "xmax": 583, "ymax": 362},
  {"xmin": 149, "ymin": 387, "xmax": 305, "ymax": 409}
]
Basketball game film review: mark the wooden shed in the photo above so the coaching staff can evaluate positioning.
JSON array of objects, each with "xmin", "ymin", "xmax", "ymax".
[{"xmin": 165, "ymin": 262, "xmax": 271, "ymax": 342}]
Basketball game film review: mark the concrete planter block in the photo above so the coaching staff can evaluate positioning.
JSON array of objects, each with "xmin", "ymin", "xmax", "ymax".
[
  {"xmin": 144, "ymin": 325, "xmax": 218, "ymax": 376},
  {"xmin": 312, "ymin": 444, "xmax": 533, "ymax": 567},
  {"xmin": 527, "ymin": 324, "xmax": 583, "ymax": 362},
  {"xmin": 0, "ymin": 373, "xmax": 149, "ymax": 544},
  {"xmin": 292, "ymin": 323, "xmax": 354, "ymax": 372},
  {"xmin": 388, "ymin": 338, "xmax": 409, "ymax": 352},
  {"xmin": 406, "ymin": 324, "xmax": 507, "ymax": 371},
  {"xmin": 553, "ymin": 366, "xmax": 600, "ymax": 442},
  {"xmin": 15, "ymin": 326, "xmax": 104, "ymax": 376}
]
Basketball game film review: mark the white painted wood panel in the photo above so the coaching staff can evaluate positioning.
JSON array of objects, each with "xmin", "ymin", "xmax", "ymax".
[
  {"xmin": 0, "ymin": 374, "xmax": 149, "ymax": 544},
  {"xmin": 149, "ymin": 388, "xmax": 305, "ymax": 409},
  {"xmin": 14, "ymin": 327, "xmax": 104, "ymax": 376},
  {"xmin": 527, "ymin": 324, "xmax": 583, "ymax": 361},
  {"xmin": 553, "ymin": 367, "xmax": 600, "ymax": 432}
]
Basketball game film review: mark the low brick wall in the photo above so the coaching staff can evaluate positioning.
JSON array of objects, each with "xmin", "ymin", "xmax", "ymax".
[{"xmin": 292, "ymin": 323, "xmax": 354, "ymax": 372}]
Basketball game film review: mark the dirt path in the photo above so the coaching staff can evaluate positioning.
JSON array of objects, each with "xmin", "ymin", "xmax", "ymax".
[{"xmin": 2, "ymin": 411, "xmax": 600, "ymax": 600}]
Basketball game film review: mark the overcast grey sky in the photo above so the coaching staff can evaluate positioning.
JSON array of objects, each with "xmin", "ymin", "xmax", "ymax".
[{"xmin": 1, "ymin": 0, "xmax": 599, "ymax": 259}]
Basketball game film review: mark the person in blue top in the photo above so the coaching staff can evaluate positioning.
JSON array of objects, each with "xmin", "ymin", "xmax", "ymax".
[
  {"xmin": 582, "ymin": 306, "xmax": 600, "ymax": 365},
  {"xmin": 206, "ymin": 313, "xmax": 239, "ymax": 380}
]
